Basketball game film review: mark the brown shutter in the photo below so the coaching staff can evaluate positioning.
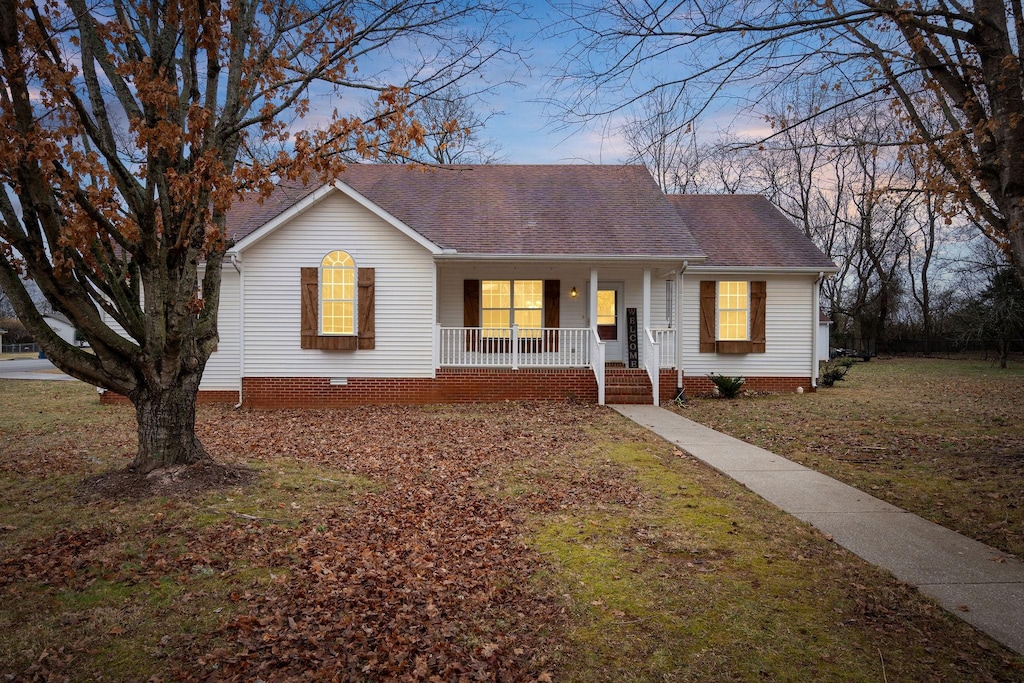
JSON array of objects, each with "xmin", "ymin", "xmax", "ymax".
[
  {"xmin": 543, "ymin": 279, "xmax": 560, "ymax": 352},
  {"xmin": 357, "ymin": 268, "xmax": 375, "ymax": 350},
  {"xmin": 464, "ymin": 279, "xmax": 480, "ymax": 351},
  {"xmin": 300, "ymin": 267, "xmax": 319, "ymax": 349},
  {"xmin": 750, "ymin": 280, "xmax": 766, "ymax": 353},
  {"xmin": 699, "ymin": 280, "xmax": 716, "ymax": 353}
]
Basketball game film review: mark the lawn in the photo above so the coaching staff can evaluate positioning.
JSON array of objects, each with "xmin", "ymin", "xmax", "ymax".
[
  {"xmin": 1, "ymin": 377, "xmax": 1022, "ymax": 681},
  {"xmin": 673, "ymin": 356, "xmax": 1024, "ymax": 558}
]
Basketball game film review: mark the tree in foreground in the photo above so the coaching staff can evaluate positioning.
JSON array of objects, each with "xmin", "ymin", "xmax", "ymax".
[
  {"xmin": 554, "ymin": 0, "xmax": 1024, "ymax": 280},
  {"xmin": 0, "ymin": 0, "xmax": 513, "ymax": 473}
]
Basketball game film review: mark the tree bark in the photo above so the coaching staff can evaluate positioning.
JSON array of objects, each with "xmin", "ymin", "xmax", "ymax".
[{"xmin": 130, "ymin": 372, "xmax": 211, "ymax": 473}]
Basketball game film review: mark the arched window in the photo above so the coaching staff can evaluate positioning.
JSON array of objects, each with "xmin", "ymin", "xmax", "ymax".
[{"xmin": 320, "ymin": 250, "xmax": 355, "ymax": 335}]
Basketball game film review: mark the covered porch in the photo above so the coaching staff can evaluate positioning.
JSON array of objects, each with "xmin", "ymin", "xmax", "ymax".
[{"xmin": 434, "ymin": 264, "xmax": 685, "ymax": 405}]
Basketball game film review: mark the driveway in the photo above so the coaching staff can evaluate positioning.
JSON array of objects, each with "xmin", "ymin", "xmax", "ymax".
[{"xmin": 0, "ymin": 358, "xmax": 77, "ymax": 381}]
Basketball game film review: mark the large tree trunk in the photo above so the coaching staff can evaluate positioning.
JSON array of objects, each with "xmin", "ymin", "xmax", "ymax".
[{"xmin": 130, "ymin": 373, "xmax": 211, "ymax": 473}]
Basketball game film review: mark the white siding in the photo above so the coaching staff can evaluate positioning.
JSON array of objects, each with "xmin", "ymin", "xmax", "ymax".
[
  {"xmin": 681, "ymin": 274, "xmax": 815, "ymax": 377},
  {"xmin": 201, "ymin": 267, "xmax": 240, "ymax": 391},
  {"xmin": 241, "ymin": 191, "xmax": 436, "ymax": 378}
]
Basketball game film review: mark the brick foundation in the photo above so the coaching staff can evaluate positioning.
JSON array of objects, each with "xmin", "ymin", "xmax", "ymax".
[
  {"xmin": 241, "ymin": 368, "xmax": 600, "ymax": 409},
  {"xmin": 97, "ymin": 371, "xmax": 814, "ymax": 407}
]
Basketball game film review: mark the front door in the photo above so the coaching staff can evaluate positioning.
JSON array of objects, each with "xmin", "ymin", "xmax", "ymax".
[{"xmin": 597, "ymin": 282, "xmax": 624, "ymax": 362}]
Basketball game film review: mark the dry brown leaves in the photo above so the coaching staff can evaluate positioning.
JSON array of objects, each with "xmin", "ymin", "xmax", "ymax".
[{"xmin": 185, "ymin": 402, "xmax": 618, "ymax": 680}]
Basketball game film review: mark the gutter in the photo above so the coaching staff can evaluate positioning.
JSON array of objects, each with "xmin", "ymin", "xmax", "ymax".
[{"xmin": 675, "ymin": 261, "xmax": 688, "ymax": 403}]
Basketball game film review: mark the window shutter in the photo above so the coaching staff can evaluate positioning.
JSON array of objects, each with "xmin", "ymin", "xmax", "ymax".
[
  {"xmin": 699, "ymin": 280, "xmax": 716, "ymax": 353},
  {"xmin": 464, "ymin": 279, "xmax": 480, "ymax": 351},
  {"xmin": 357, "ymin": 268, "xmax": 375, "ymax": 350},
  {"xmin": 750, "ymin": 280, "xmax": 766, "ymax": 353},
  {"xmin": 300, "ymin": 267, "xmax": 318, "ymax": 349},
  {"xmin": 543, "ymin": 280, "xmax": 560, "ymax": 351}
]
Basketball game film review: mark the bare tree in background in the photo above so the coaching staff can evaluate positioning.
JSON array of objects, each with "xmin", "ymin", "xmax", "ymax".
[{"xmin": 554, "ymin": 0, "xmax": 1024, "ymax": 280}]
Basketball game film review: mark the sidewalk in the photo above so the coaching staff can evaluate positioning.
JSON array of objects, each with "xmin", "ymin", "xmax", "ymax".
[{"xmin": 612, "ymin": 404, "xmax": 1024, "ymax": 656}]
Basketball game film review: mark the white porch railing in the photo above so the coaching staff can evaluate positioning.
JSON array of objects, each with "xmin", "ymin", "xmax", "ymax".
[
  {"xmin": 643, "ymin": 328, "xmax": 660, "ymax": 406},
  {"xmin": 651, "ymin": 328, "xmax": 676, "ymax": 368},
  {"xmin": 438, "ymin": 326, "xmax": 592, "ymax": 368},
  {"xmin": 590, "ymin": 325, "xmax": 606, "ymax": 406}
]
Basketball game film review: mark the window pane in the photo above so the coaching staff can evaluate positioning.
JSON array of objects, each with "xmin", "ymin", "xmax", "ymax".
[
  {"xmin": 322, "ymin": 250, "xmax": 354, "ymax": 268},
  {"xmin": 482, "ymin": 309, "xmax": 510, "ymax": 329},
  {"xmin": 719, "ymin": 311, "xmax": 748, "ymax": 341},
  {"xmin": 482, "ymin": 280, "xmax": 510, "ymax": 309},
  {"xmin": 322, "ymin": 301, "xmax": 353, "ymax": 335},
  {"xmin": 515, "ymin": 309, "xmax": 542, "ymax": 329},
  {"xmin": 514, "ymin": 280, "xmax": 543, "ymax": 309},
  {"xmin": 597, "ymin": 290, "xmax": 616, "ymax": 326}
]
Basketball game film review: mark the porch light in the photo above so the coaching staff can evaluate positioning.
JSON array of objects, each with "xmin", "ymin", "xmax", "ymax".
[{"xmin": 570, "ymin": 286, "xmax": 578, "ymax": 298}]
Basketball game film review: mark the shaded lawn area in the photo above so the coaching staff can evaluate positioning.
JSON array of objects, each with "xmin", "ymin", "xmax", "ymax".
[
  {"xmin": 673, "ymin": 356, "xmax": 1024, "ymax": 559},
  {"xmin": 1, "ymin": 379, "xmax": 1022, "ymax": 681}
]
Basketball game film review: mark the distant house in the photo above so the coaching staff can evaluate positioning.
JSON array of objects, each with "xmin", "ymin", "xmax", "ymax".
[
  {"xmin": 102, "ymin": 164, "xmax": 838, "ymax": 407},
  {"xmin": 43, "ymin": 312, "xmax": 77, "ymax": 346},
  {"xmin": 0, "ymin": 328, "xmax": 7, "ymax": 352}
]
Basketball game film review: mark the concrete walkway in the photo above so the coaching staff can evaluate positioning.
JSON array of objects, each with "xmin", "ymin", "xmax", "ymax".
[{"xmin": 612, "ymin": 404, "xmax": 1024, "ymax": 656}]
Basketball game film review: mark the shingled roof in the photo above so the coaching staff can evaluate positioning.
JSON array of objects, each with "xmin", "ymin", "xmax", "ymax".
[
  {"xmin": 226, "ymin": 165, "xmax": 835, "ymax": 269},
  {"xmin": 229, "ymin": 165, "xmax": 705, "ymax": 259},
  {"xmin": 666, "ymin": 194, "xmax": 837, "ymax": 270}
]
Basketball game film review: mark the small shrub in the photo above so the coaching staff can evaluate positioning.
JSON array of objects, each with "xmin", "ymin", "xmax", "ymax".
[
  {"xmin": 818, "ymin": 357, "xmax": 856, "ymax": 387},
  {"xmin": 708, "ymin": 373, "xmax": 745, "ymax": 398}
]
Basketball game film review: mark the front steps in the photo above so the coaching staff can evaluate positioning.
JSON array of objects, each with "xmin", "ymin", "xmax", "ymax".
[{"xmin": 605, "ymin": 367, "xmax": 653, "ymax": 404}]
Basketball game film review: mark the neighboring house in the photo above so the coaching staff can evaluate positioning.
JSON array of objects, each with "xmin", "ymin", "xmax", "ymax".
[
  {"xmin": 103, "ymin": 164, "xmax": 838, "ymax": 408},
  {"xmin": 818, "ymin": 311, "xmax": 833, "ymax": 362},
  {"xmin": 43, "ymin": 312, "xmax": 77, "ymax": 346}
]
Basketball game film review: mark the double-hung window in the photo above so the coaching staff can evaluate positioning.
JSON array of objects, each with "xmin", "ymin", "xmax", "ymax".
[
  {"xmin": 717, "ymin": 281, "xmax": 749, "ymax": 341},
  {"xmin": 482, "ymin": 279, "xmax": 543, "ymax": 339}
]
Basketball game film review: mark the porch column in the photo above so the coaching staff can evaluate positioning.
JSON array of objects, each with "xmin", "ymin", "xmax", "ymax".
[
  {"xmin": 589, "ymin": 268, "xmax": 599, "ymax": 328},
  {"xmin": 642, "ymin": 268, "xmax": 651, "ymax": 332}
]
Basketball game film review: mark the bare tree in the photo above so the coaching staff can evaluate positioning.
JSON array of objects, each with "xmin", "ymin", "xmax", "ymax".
[
  {"xmin": 0, "ymin": 0, "xmax": 515, "ymax": 473},
  {"xmin": 373, "ymin": 85, "xmax": 505, "ymax": 164},
  {"xmin": 554, "ymin": 0, "xmax": 1024, "ymax": 280}
]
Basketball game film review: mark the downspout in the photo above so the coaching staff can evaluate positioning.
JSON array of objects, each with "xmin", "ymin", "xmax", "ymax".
[
  {"xmin": 675, "ymin": 261, "xmax": 688, "ymax": 402},
  {"xmin": 231, "ymin": 253, "xmax": 244, "ymax": 408},
  {"xmin": 811, "ymin": 271, "xmax": 824, "ymax": 389}
]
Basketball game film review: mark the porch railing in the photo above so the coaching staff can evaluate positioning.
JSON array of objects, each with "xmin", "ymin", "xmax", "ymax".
[
  {"xmin": 437, "ymin": 326, "xmax": 592, "ymax": 368},
  {"xmin": 643, "ymin": 328, "xmax": 660, "ymax": 406},
  {"xmin": 651, "ymin": 328, "xmax": 676, "ymax": 368}
]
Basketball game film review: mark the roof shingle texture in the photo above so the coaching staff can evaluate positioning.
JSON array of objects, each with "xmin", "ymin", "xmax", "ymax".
[
  {"xmin": 230, "ymin": 165, "xmax": 705, "ymax": 258},
  {"xmin": 666, "ymin": 194, "xmax": 836, "ymax": 269}
]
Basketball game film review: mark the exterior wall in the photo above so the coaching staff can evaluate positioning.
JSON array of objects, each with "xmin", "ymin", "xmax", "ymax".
[
  {"xmin": 201, "ymin": 267, "xmax": 240, "ymax": 392},
  {"xmin": 240, "ymin": 191, "xmax": 437, "ymax": 378},
  {"xmin": 242, "ymin": 368, "xmax": 598, "ymax": 408},
  {"xmin": 680, "ymin": 273, "xmax": 817, "ymax": 378}
]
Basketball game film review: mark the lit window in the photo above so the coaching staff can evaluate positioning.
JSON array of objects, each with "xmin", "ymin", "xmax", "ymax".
[
  {"xmin": 321, "ymin": 250, "xmax": 355, "ymax": 335},
  {"xmin": 718, "ymin": 281, "xmax": 748, "ymax": 341},
  {"xmin": 482, "ymin": 279, "xmax": 543, "ymax": 338},
  {"xmin": 597, "ymin": 290, "xmax": 616, "ymax": 326}
]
